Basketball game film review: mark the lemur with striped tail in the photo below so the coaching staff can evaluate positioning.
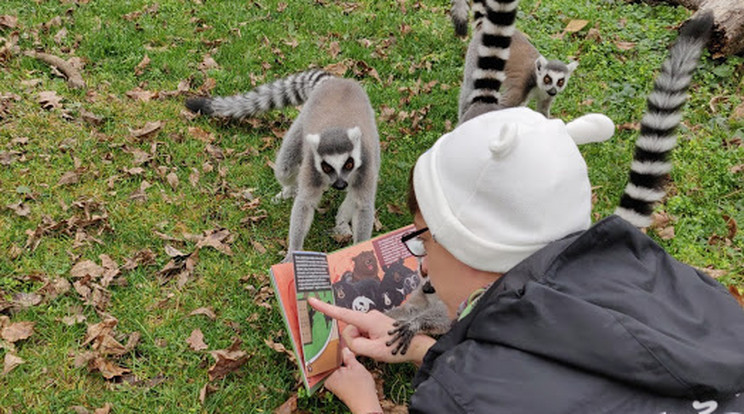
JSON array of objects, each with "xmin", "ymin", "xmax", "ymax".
[
  {"xmin": 385, "ymin": 8, "xmax": 714, "ymax": 355},
  {"xmin": 186, "ymin": 70, "xmax": 380, "ymax": 263},
  {"xmin": 456, "ymin": 0, "xmax": 578, "ymax": 119}
]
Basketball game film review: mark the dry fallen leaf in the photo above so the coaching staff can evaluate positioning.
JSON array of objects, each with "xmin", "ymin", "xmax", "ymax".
[
  {"xmin": 71, "ymin": 259, "xmax": 104, "ymax": 279},
  {"xmin": 199, "ymin": 383, "xmax": 218, "ymax": 405},
  {"xmin": 198, "ymin": 54, "xmax": 219, "ymax": 71},
  {"xmin": 99, "ymin": 254, "xmax": 120, "ymax": 287},
  {"xmin": 94, "ymin": 403, "xmax": 112, "ymax": 414},
  {"xmin": 264, "ymin": 338, "xmax": 296, "ymax": 364},
  {"xmin": 0, "ymin": 15, "xmax": 18, "ymax": 29},
  {"xmin": 38, "ymin": 91, "xmax": 63, "ymax": 110},
  {"xmin": 57, "ymin": 171, "xmax": 80, "ymax": 186},
  {"xmin": 189, "ymin": 307, "xmax": 217, "ymax": 320},
  {"xmin": 274, "ymin": 393, "xmax": 298, "ymax": 414},
  {"xmin": 615, "ymin": 41, "xmax": 636, "ymax": 51},
  {"xmin": 88, "ymin": 356, "xmax": 130, "ymax": 379},
  {"xmin": 134, "ymin": 54, "xmax": 151, "ymax": 76},
  {"xmin": 166, "ymin": 172, "xmax": 179, "ymax": 189},
  {"xmin": 38, "ymin": 277, "xmax": 71, "ymax": 301},
  {"xmin": 730, "ymin": 102, "xmax": 744, "ymax": 120},
  {"xmin": 12, "ymin": 292, "xmax": 42, "ymax": 309},
  {"xmin": 122, "ymin": 248, "xmax": 156, "ymax": 270},
  {"xmin": 3, "ymin": 353, "xmax": 25, "ymax": 375},
  {"xmin": 81, "ymin": 109, "xmax": 104, "ymax": 126},
  {"xmin": 187, "ymin": 329, "xmax": 209, "ymax": 351},
  {"xmin": 6, "ymin": 202, "xmax": 31, "ymax": 217},
  {"xmin": 324, "ymin": 61, "xmax": 348, "ymax": 77},
  {"xmin": 207, "ymin": 338, "xmax": 248, "ymax": 381},
  {"xmin": 187, "ymin": 126, "xmax": 214, "ymax": 143},
  {"xmin": 729, "ymin": 286, "xmax": 744, "ymax": 309},
  {"xmin": 1, "ymin": 321, "xmax": 35, "ymax": 343},
  {"xmin": 723, "ymin": 214, "xmax": 738, "ymax": 240},
  {"xmin": 83, "ymin": 317, "xmax": 118, "ymax": 347},
  {"xmin": 129, "ymin": 121, "xmax": 164, "ymax": 140},
  {"xmin": 97, "ymin": 333, "xmax": 128, "ymax": 356},
  {"xmin": 617, "ymin": 122, "xmax": 640, "ymax": 131},
  {"xmin": 564, "ymin": 19, "xmax": 589, "ymax": 33},
  {"xmin": 195, "ymin": 229, "xmax": 233, "ymax": 256},
  {"xmin": 125, "ymin": 87, "xmax": 158, "ymax": 102},
  {"xmin": 328, "ymin": 41, "xmax": 340, "ymax": 59}
]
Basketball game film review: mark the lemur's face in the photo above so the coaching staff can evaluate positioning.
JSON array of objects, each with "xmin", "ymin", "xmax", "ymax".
[
  {"xmin": 535, "ymin": 58, "xmax": 578, "ymax": 97},
  {"xmin": 307, "ymin": 127, "xmax": 363, "ymax": 190},
  {"xmin": 538, "ymin": 72, "xmax": 567, "ymax": 96}
]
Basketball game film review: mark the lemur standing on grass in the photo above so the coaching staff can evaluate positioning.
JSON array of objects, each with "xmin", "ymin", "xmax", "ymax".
[
  {"xmin": 186, "ymin": 70, "xmax": 380, "ymax": 263},
  {"xmin": 455, "ymin": 0, "xmax": 578, "ymax": 119}
]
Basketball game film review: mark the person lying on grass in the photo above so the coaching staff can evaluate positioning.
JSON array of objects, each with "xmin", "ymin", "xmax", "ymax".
[{"xmin": 309, "ymin": 108, "xmax": 744, "ymax": 413}]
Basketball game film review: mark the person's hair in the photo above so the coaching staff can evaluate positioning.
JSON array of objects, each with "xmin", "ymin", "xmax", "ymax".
[{"xmin": 407, "ymin": 167, "xmax": 419, "ymax": 216}]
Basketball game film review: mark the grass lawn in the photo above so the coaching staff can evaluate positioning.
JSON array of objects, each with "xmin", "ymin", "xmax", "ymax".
[{"xmin": 0, "ymin": 0, "xmax": 742, "ymax": 412}]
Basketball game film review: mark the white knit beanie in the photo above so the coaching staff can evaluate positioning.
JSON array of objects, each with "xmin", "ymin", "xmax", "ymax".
[{"xmin": 413, "ymin": 107, "xmax": 598, "ymax": 273}]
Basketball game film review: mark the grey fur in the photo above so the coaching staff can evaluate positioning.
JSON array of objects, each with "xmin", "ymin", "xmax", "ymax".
[
  {"xmin": 185, "ymin": 71, "xmax": 380, "ymax": 262},
  {"xmin": 185, "ymin": 70, "xmax": 332, "ymax": 118},
  {"xmin": 385, "ymin": 274, "xmax": 450, "ymax": 355},
  {"xmin": 459, "ymin": 28, "xmax": 577, "ymax": 121}
]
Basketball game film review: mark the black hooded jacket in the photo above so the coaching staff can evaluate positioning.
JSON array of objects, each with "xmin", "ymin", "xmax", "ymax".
[{"xmin": 409, "ymin": 216, "xmax": 744, "ymax": 413}]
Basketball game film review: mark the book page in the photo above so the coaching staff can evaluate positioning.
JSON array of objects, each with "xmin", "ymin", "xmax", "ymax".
[{"xmin": 293, "ymin": 252, "xmax": 341, "ymax": 376}]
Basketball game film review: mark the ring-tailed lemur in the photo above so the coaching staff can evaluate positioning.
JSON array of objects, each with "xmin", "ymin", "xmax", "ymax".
[
  {"xmin": 386, "ymin": 10, "xmax": 714, "ymax": 355},
  {"xmin": 385, "ymin": 0, "xmax": 523, "ymax": 356},
  {"xmin": 457, "ymin": 1, "xmax": 577, "ymax": 120},
  {"xmin": 185, "ymin": 70, "xmax": 380, "ymax": 262}
]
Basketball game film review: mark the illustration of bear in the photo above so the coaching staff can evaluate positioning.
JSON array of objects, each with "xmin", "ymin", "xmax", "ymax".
[
  {"xmin": 332, "ymin": 270, "xmax": 380, "ymax": 312},
  {"xmin": 350, "ymin": 250, "xmax": 379, "ymax": 282},
  {"xmin": 378, "ymin": 258, "xmax": 420, "ymax": 311}
]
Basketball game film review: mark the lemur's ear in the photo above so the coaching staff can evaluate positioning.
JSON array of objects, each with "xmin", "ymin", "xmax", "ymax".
[
  {"xmin": 535, "ymin": 55, "xmax": 548, "ymax": 72},
  {"xmin": 567, "ymin": 61, "xmax": 579, "ymax": 73},
  {"xmin": 347, "ymin": 126, "xmax": 362, "ymax": 145},
  {"xmin": 305, "ymin": 133, "xmax": 320, "ymax": 149},
  {"xmin": 565, "ymin": 113, "xmax": 615, "ymax": 145}
]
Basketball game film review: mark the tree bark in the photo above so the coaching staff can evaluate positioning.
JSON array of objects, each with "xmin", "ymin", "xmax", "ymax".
[{"xmin": 636, "ymin": 0, "xmax": 744, "ymax": 57}]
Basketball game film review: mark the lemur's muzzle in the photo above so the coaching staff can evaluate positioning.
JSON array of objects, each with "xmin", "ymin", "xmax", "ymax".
[
  {"xmin": 547, "ymin": 88, "xmax": 557, "ymax": 96},
  {"xmin": 332, "ymin": 179, "xmax": 348, "ymax": 190}
]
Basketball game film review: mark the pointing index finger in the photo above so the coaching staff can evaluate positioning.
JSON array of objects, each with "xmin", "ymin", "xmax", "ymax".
[{"xmin": 307, "ymin": 296, "xmax": 367, "ymax": 326}]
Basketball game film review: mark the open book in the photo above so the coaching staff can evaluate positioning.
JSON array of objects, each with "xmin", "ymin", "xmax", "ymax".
[{"xmin": 269, "ymin": 225, "xmax": 421, "ymax": 394}]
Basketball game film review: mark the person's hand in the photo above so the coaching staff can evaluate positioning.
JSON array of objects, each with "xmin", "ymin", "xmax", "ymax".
[
  {"xmin": 324, "ymin": 347, "xmax": 382, "ymax": 414},
  {"xmin": 308, "ymin": 297, "xmax": 435, "ymax": 365}
]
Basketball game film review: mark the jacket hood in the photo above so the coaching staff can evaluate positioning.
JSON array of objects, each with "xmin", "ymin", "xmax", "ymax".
[{"xmin": 465, "ymin": 215, "xmax": 744, "ymax": 399}]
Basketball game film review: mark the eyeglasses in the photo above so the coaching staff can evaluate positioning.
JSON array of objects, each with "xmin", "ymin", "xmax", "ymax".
[{"xmin": 401, "ymin": 227, "xmax": 429, "ymax": 257}]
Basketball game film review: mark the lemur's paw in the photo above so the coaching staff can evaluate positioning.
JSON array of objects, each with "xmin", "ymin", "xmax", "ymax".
[
  {"xmin": 272, "ymin": 187, "xmax": 296, "ymax": 204},
  {"xmin": 386, "ymin": 319, "xmax": 420, "ymax": 356}
]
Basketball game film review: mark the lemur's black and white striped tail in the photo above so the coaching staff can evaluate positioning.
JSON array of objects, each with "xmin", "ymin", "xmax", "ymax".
[
  {"xmin": 462, "ymin": 0, "xmax": 520, "ymax": 113},
  {"xmin": 615, "ymin": 13, "xmax": 713, "ymax": 227},
  {"xmin": 450, "ymin": 0, "xmax": 471, "ymax": 37},
  {"xmin": 185, "ymin": 69, "xmax": 333, "ymax": 119}
]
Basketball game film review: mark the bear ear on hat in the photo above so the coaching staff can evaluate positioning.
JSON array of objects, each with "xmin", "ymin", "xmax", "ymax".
[
  {"xmin": 489, "ymin": 124, "xmax": 519, "ymax": 158},
  {"xmin": 565, "ymin": 113, "xmax": 615, "ymax": 145}
]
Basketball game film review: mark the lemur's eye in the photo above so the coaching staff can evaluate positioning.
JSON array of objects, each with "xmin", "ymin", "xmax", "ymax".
[
  {"xmin": 343, "ymin": 158, "xmax": 354, "ymax": 171},
  {"xmin": 557, "ymin": 78, "xmax": 565, "ymax": 87},
  {"xmin": 321, "ymin": 161, "xmax": 333, "ymax": 174},
  {"xmin": 543, "ymin": 75, "xmax": 552, "ymax": 85}
]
